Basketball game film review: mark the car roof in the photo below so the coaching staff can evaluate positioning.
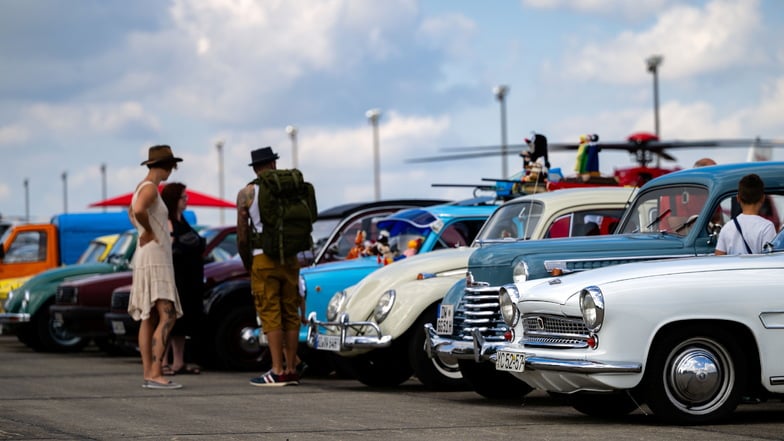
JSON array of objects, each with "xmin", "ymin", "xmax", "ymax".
[
  {"xmin": 639, "ymin": 161, "xmax": 784, "ymax": 193},
  {"xmin": 316, "ymin": 199, "xmax": 450, "ymax": 219}
]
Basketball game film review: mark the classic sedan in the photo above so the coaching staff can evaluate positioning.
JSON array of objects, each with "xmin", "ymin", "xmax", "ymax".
[
  {"xmin": 493, "ymin": 229, "xmax": 784, "ymax": 424},
  {"xmin": 307, "ymin": 187, "xmax": 631, "ymax": 389}
]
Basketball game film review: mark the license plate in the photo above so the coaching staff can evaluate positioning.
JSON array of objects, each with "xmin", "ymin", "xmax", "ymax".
[
  {"xmin": 436, "ymin": 304, "xmax": 454, "ymax": 335},
  {"xmin": 496, "ymin": 350, "xmax": 525, "ymax": 372},
  {"xmin": 111, "ymin": 320, "xmax": 125, "ymax": 335},
  {"xmin": 53, "ymin": 312, "xmax": 63, "ymax": 324},
  {"xmin": 314, "ymin": 334, "xmax": 340, "ymax": 351}
]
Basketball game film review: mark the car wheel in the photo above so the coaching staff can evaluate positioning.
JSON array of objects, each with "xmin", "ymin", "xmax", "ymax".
[
  {"xmin": 213, "ymin": 306, "xmax": 269, "ymax": 371},
  {"xmin": 409, "ymin": 306, "xmax": 467, "ymax": 390},
  {"xmin": 457, "ymin": 359, "xmax": 533, "ymax": 400},
  {"xmin": 350, "ymin": 340, "xmax": 414, "ymax": 387},
  {"xmin": 644, "ymin": 326, "xmax": 745, "ymax": 424},
  {"xmin": 34, "ymin": 303, "xmax": 88, "ymax": 353},
  {"xmin": 561, "ymin": 392, "xmax": 639, "ymax": 418}
]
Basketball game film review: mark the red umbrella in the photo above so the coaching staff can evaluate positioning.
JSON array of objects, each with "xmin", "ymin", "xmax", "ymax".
[{"xmin": 89, "ymin": 185, "xmax": 236, "ymax": 208}]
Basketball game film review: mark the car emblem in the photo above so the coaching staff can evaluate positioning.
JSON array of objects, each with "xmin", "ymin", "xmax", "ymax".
[
  {"xmin": 536, "ymin": 317, "xmax": 545, "ymax": 330},
  {"xmin": 548, "ymin": 278, "xmax": 562, "ymax": 285}
]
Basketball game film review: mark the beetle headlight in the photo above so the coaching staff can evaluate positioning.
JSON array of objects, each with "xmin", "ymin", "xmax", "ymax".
[
  {"xmin": 373, "ymin": 290, "xmax": 396, "ymax": 323},
  {"xmin": 579, "ymin": 286, "xmax": 605, "ymax": 332},
  {"xmin": 512, "ymin": 261, "xmax": 528, "ymax": 284},
  {"xmin": 499, "ymin": 285, "xmax": 520, "ymax": 327},
  {"xmin": 326, "ymin": 291, "xmax": 347, "ymax": 321}
]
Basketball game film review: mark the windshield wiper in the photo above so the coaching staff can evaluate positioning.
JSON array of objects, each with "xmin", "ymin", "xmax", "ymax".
[
  {"xmin": 674, "ymin": 214, "xmax": 698, "ymax": 233},
  {"xmin": 645, "ymin": 208, "xmax": 671, "ymax": 231}
]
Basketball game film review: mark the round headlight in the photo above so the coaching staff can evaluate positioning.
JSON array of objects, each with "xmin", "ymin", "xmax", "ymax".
[
  {"xmin": 373, "ymin": 290, "xmax": 396, "ymax": 323},
  {"xmin": 512, "ymin": 261, "xmax": 528, "ymax": 284},
  {"xmin": 499, "ymin": 285, "xmax": 520, "ymax": 327},
  {"xmin": 326, "ymin": 291, "xmax": 347, "ymax": 321},
  {"xmin": 579, "ymin": 286, "xmax": 605, "ymax": 332}
]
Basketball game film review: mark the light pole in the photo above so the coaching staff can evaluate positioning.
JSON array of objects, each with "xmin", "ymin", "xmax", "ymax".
[
  {"xmin": 366, "ymin": 108, "xmax": 382, "ymax": 201},
  {"xmin": 61, "ymin": 171, "xmax": 68, "ymax": 214},
  {"xmin": 286, "ymin": 125, "xmax": 299, "ymax": 169},
  {"xmin": 100, "ymin": 163, "xmax": 107, "ymax": 213},
  {"xmin": 23, "ymin": 178, "xmax": 29, "ymax": 221},
  {"xmin": 216, "ymin": 141, "xmax": 225, "ymax": 225},
  {"xmin": 493, "ymin": 85, "xmax": 509, "ymax": 177},
  {"xmin": 646, "ymin": 55, "xmax": 663, "ymax": 138}
]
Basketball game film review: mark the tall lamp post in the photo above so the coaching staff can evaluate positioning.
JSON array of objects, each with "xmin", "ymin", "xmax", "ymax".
[
  {"xmin": 286, "ymin": 125, "xmax": 299, "ymax": 169},
  {"xmin": 61, "ymin": 171, "xmax": 68, "ymax": 214},
  {"xmin": 646, "ymin": 55, "xmax": 663, "ymax": 138},
  {"xmin": 23, "ymin": 178, "xmax": 29, "ymax": 221},
  {"xmin": 216, "ymin": 141, "xmax": 225, "ymax": 225},
  {"xmin": 493, "ymin": 85, "xmax": 510, "ymax": 178},
  {"xmin": 100, "ymin": 163, "xmax": 107, "ymax": 213},
  {"xmin": 366, "ymin": 108, "xmax": 382, "ymax": 201}
]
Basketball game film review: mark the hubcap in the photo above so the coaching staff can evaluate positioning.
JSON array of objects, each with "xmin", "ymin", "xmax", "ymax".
[{"xmin": 670, "ymin": 348, "xmax": 720, "ymax": 403}]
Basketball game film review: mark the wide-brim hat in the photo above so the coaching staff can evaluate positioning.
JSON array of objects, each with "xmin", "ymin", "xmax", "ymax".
[
  {"xmin": 141, "ymin": 145, "xmax": 183, "ymax": 166},
  {"xmin": 248, "ymin": 146, "xmax": 280, "ymax": 166}
]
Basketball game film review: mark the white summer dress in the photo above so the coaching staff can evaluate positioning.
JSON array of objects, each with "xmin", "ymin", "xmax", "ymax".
[{"xmin": 128, "ymin": 181, "xmax": 183, "ymax": 321}]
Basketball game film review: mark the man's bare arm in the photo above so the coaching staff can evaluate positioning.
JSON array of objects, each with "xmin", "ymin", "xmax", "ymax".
[{"xmin": 236, "ymin": 184, "xmax": 253, "ymax": 271}]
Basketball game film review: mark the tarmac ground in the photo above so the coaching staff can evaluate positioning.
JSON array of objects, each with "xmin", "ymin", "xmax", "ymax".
[{"xmin": 0, "ymin": 335, "xmax": 782, "ymax": 440}]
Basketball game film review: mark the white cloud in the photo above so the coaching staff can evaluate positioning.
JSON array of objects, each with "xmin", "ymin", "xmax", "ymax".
[{"xmin": 522, "ymin": 0, "xmax": 675, "ymax": 21}]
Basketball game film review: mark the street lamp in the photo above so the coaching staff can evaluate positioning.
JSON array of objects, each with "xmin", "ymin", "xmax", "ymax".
[
  {"xmin": 286, "ymin": 125, "xmax": 299, "ymax": 169},
  {"xmin": 493, "ymin": 85, "xmax": 510, "ymax": 177},
  {"xmin": 100, "ymin": 163, "xmax": 107, "ymax": 213},
  {"xmin": 23, "ymin": 178, "xmax": 29, "ymax": 222},
  {"xmin": 366, "ymin": 108, "xmax": 382, "ymax": 201},
  {"xmin": 216, "ymin": 141, "xmax": 225, "ymax": 225},
  {"xmin": 646, "ymin": 55, "xmax": 663, "ymax": 138},
  {"xmin": 61, "ymin": 171, "xmax": 68, "ymax": 214}
]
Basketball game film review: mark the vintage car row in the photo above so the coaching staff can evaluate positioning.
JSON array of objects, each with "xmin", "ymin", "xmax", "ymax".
[
  {"xmin": 306, "ymin": 186, "xmax": 632, "ymax": 389},
  {"xmin": 102, "ymin": 199, "xmax": 449, "ymax": 370},
  {"xmin": 426, "ymin": 161, "xmax": 784, "ymax": 399},
  {"xmin": 493, "ymin": 229, "xmax": 784, "ymax": 424}
]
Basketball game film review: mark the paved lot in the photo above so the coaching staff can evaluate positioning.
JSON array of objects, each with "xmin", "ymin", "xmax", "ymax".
[{"xmin": 0, "ymin": 335, "xmax": 782, "ymax": 440}]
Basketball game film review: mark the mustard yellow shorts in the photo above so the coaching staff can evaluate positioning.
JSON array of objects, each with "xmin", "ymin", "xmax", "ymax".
[{"xmin": 250, "ymin": 253, "xmax": 301, "ymax": 333}]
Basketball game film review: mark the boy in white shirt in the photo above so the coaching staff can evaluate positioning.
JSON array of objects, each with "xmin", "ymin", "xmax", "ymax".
[{"xmin": 715, "ymin": 173, "xmax": 776, "ymax": 255}]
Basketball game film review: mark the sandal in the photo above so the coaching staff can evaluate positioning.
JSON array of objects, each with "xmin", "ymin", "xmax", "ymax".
[
  {"xmin": 174, "ymin": 365, "xmax": 201, "ymax": 375},
  {"xmin": 162, "ymin": 365, "xmax": 175, "ymax": 376}
]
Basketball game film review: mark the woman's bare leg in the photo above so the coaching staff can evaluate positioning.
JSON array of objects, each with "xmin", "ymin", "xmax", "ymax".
[{"xmin": 144, "ymin": 300, "xmax": 177, "ymax": 384}]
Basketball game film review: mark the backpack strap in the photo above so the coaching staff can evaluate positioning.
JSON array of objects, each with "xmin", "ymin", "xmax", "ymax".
[{"xmin": 732, "ymin": 217, "xmax": 753, "ymax": 254}]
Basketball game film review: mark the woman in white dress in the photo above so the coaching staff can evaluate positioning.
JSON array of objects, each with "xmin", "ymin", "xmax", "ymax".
[{"xmin": 129, "ymin": 145, "xmax": 184, "ymax": 390}]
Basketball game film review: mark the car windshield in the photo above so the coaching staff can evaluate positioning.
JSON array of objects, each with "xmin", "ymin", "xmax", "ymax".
[
  {"xmin": 311, "ymin": 218, "xmax": 339, "ymax": 254},
  {"xmin": 106, "ymin": 232, "xmax": 135, "ymax": 262},
  {"xmin": 767, "ymin": 228, "xmax": 784, "ymax": 252},
  {"xmin": 475, "ymin": 200, "xmax": 544, "ymax": 242},
  {"xmin": 76, "ymin": 241, "xmax": 109, "ymax": 264},
  {"xmin": 617, "ymin": 185, "xmax": 709, "ymax": 236}
]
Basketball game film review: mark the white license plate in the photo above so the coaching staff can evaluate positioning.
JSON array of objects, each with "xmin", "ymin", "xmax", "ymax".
[
  {"xmin": 111, "ymin": 320, "xmax": 126, "ymax": 335},
  {"xmin": 314, "ymin": 334, "xmax": 341, "ymax": 351},
  {"xmin": 53, "ymin": 312, "xmax": 63, "ymax": 324},
  {"xmin": 496, "ymin": 350, "xmax": 525, "ymax": 372},
  {"xmin": 436, "ymin": 304, "xmax": 454, "ymax": 335}
]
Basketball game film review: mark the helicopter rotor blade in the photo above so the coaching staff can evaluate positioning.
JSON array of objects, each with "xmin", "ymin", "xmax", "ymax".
[{"xmin": 406, "ymin": 149, "xmax": 523, "ymax": 163}]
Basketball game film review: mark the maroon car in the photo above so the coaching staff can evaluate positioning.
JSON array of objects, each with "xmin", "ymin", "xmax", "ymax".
[{"xmin": 50, "ymin": 226, "xmax": 238, "ymax": 352}]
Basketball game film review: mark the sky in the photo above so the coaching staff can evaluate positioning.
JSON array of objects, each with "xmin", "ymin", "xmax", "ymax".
[{"xmin": 1, "ymin": 0, "xmax": 783, "ymax": 227}]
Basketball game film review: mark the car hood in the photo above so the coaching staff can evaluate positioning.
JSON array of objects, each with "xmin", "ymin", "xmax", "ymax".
[
  {"xmin": 300, "ymin": 256, "xmax": 384, "ymax": 276},
  {"xmin": 16, "ymin": 263, "xmax": 113, "ymax": 293}
]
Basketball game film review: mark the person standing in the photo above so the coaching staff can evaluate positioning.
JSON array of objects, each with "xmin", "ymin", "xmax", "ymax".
[
  {"xmin": 715, "ymin": 173, "xmax": 776, "ymax": 255},
  {"xmin": 161, "ymin": 182, "xmax": 205, "ymax": 375},
  {"xmin": 128, "ymin": 145, "xmax": 184, "ymax": 390},
  {"xmin": 237, "ymin": 147, "xmax": 311, "ymax": 386}
]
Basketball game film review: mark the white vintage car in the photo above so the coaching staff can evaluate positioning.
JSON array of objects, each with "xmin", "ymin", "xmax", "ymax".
[
  {"xmin": 494, "ymin": 229, "xmax": 784, "ymax": 424},
  {"xmin": 306, "ymin": 186, "xmax": 633, "ymax": 389}
]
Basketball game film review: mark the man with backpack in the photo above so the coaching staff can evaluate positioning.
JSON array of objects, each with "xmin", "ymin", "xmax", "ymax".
[{"xmin": 237, "ymin": 146, "xmax": 317, "ymax": 386}]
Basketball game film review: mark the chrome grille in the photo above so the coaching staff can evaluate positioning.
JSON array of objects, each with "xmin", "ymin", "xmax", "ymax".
[
  {"xmin": 522, "ymin": 314, "xmax": 590, "ymax": 348},
  {"xmin": 453, "ymin": 285, "xmax": 508, "ymax": 342},
  {"xmin": 56, "ymin": 286, "xmax": 77, "ymax": 304}
]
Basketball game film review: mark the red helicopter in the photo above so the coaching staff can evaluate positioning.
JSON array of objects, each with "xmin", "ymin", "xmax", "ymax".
[{"xmin": 408, "ymin": 131, "xmax": 782, "ymax": 195}]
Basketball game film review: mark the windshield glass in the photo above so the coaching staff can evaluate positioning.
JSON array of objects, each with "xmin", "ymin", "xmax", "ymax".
[
  {"xmin": 77, "ymin": 241, "xmax": 109, "ymax": 264},
  {"xmin": 311, "ymin": 218, "xmax": 339, "ymax": 254},
  {"xmin": 618, "ymin": 185, "xmax": 709, "ymax": 236},
  {"xmin": 107, "ymin": 232, "xmax": 135, "ymax": 260},
  {"xmin": 769, "ymin": 228, "xmax": 784, "ymax": 252},
  {"xmin": 476, "ymin": 200, "xmax": 544, "ymax": 242}
]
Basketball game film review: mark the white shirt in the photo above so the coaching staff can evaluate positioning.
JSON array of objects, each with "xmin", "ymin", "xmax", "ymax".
[
  {"xmin": 249, "ymin": 184, "xmax": 265, "ymax": 256},
  {"xmin": 716, "ymin": 213, "xmax": 776, "ymax": 254}
]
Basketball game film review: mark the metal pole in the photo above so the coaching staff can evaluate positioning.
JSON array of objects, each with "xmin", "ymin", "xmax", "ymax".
[
  {"xmin": 366, "ymin": 109, "xmax": 382, "ymax": 201},
  {"xmin": 646, "ymin": 55, "xmax": 663, "ymax": 138},
  {"xmin": 100, "ymin": 163, "xmax": 107, "ymax": 213},
  {"xmin": 61, "ymin": 171, "xmax": 68, "ymax": 214},
  {"xmin": 286, "ymin": 125, "xmax": 298, "ymax": 169},
  {"xmin": 494, "ymin": 85, "xmax": 509, "ymax": 177},
  {"xmin": 23, "ymin": 178, "xmax": 29, "ymax": 222},
  {"xmin": 216, "ymin": 141, "xmax": 224, "ymax": 225}
]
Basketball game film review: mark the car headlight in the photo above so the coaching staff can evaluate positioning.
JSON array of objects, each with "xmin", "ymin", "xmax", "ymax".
[
  {"xmin": 373, "ymin": 290, "xmax": 396, "ymax": 323},
  {"xmin": 499, "ymin": 285, "xmax": 520, "ymax": 327},
  {"xmin": 512, "ymin": 260, "xmax": 528, "ymax": 284},
  {"xmin": 579, "ymin": 286, "xmax": 605, "ymax": 332},
  {"xmin": 326, "ymin": 291, "xmax": 347, "ymax": 321}
]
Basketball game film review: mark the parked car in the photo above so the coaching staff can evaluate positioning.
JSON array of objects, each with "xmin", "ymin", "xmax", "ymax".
[
  {"xmin": 49, "ymin": 226, "xmax": 237, "ymax": 352},
  {"xmin": 306, "ymin": 187, "xmax": 632, "ymax": 389},
  {"xmin": 494, "ymin": 228, "xmax": 784, "ymax": 424},
  {"xmin": 104, "ymin": 199, "xmax": 448, "ymax": 370},
  {"xmin": 426, "ymin": 161, "xmax": 784, "ymax": 399}
]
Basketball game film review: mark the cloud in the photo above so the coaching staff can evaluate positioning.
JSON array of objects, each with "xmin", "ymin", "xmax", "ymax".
[{"xmin": 522, "ymin": 0, "xmax": 676, "ymax": 21}]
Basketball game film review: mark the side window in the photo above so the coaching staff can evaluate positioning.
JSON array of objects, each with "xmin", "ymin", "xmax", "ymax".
[
  {"xmin": 330, "ymin": 214, "xmax": 387, "ymax": 260},
  {"xmin": 4, "ymin": 231, "xmax": 47, "ymax": 263},
  {"xmin": 433, "ymin": 220, "xmax": 486, "ymax": 250},
  {"xmin": 545, "ymin": 214, "xmax": 572, "ymax": 238},
  {"xmin": 718, "ymin": 193, "xmax": 784, "ymax": 233}
]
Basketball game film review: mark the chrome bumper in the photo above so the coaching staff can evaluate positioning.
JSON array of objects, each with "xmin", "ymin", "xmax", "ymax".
[
  {"xmin": 490, "ymin": 344, "xmax": 642, "ymax": 374},
  {"xmin": 424, "ymin": 323, "xmax": 481, "ymax": 360},
  {"xmin": 306, "ymin": 312, "xmax": 392, "ymax": 351},
  {"xmin": 0, "ymin": 312, "xmax": 32, "ymax": 324}
]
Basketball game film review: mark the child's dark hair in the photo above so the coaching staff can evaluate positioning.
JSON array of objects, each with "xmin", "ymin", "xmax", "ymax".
[{"xmin": 738, "ymin": 173, "xmax": 765, "ymax": 205}]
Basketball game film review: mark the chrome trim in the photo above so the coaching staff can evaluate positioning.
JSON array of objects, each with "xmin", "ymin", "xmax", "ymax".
[
  {"xmin": 0, "ymin": 312, "xmax": 32, "ymax": 323},
  {"xmin": 306, "ymin": 311, "xmax": 392, "ymax": 351},
  {"xmin": 424, "ymin": 323, "xmax": 478, "ymax": 360},
  {"xmin": 489, "ymin": 346, "xmax": 642, "ymax": 374},
  {"xmin": 544, "ymin": 254, "xmax": 693, "ymax": 273},
  {"xmin": 770, "ymin": 376, "xmax": 784, "ymax": 386}
]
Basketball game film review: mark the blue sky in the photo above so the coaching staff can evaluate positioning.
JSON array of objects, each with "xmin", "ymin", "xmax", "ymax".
[{"xmin": 1, "ymin": 0, "xmax": 782, "ymax": 226}]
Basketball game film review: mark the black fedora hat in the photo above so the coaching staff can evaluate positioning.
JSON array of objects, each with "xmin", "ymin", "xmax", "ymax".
[
  {"xmin": 248, "ymin": 146, "xmax": 280, "ymax": 166},
  {"xmin": 141, "ymin": 145, "xmax": 183, "ymax": 166}
]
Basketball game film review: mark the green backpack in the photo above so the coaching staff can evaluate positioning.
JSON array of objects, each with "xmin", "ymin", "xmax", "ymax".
[{"xmin": 251, "ymin": 169, "xmax": 318, "ymax": 263}]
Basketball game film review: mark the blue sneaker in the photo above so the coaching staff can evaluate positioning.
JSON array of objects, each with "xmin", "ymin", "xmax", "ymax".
[{"xmin": 249, "ymin": 370, "xmax": 293, "ymax": 387}]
